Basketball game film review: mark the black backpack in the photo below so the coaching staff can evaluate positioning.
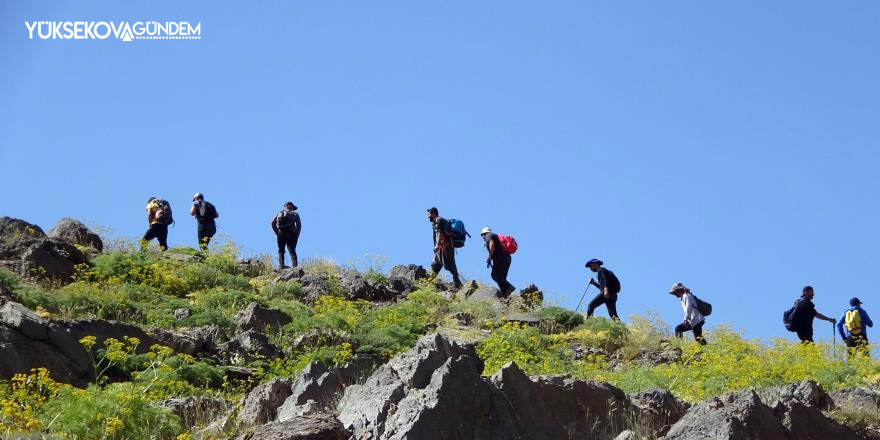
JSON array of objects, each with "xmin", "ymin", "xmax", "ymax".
[
  {"xmin": 154, "ymin": 199, "xmax": 174, "ymax": 225},
  {"xmin": 275, "ymin": 210, "xmax": 294, "ymax": 230},
  {"xmin": 783, "ymin": 299, "xmax": 801, "ymax": 332},
  {"xmin": 604, "ymin": 269, "xmax": 621, "ymax": 294},
  {"xmin": 693, "ymin": 295, "xmax": 713, "ymax": 316},
  {"xmin": 198, "ymin": 202, "xmax": 218, "ymax": 221}
]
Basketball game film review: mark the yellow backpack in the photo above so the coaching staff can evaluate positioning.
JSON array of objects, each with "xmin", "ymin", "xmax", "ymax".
[{"xmin": 845, "ymin": 309, "xmax": 863, "ymax": 335}]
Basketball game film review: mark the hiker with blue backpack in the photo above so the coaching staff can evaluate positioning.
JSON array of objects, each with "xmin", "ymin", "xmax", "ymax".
[
  {"xmin": 142, "ymin": 196, "xmax": 172, "ymax": 251},
  {"xmin": 585, "ymin": 259, "xmax": 621, "ymax": 320},
  {"xmin": 669, "ymin": 282, "xmax": 709, "ymax": 345},
  {"xmin": 784, "ymin": 286, "xmax": 836, "ymax": 343},
  {"xmin": 480, "ymin": 227, "xmax": 517, "ymax": 297},
  {"xmin": 837, "ymin": 297, "xmax": 873, "ymax": 355},
  {"xmin": 427, "ymin": 207, "xmax": 464, "ymax": 289}
]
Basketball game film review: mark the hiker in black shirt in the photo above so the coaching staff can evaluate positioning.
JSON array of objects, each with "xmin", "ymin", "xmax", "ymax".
[
  {"xmin": 189, "ymin": 193, "xmax": 218, "ymax": 251},
  {"xmin": 271, "ymin": 202, "xmax": 301, "ymax": 269},
  {"xmin": 585, "ymin": 259, "xmax": 621, "ymax": 320},
  {"xmin": 427, "ymin": 207, "xmax": 461, "ymax": 289},
  {"xmin": 480, "ymin": 227, "xmax": 515, "ymax": 297},
  {"xmin": 793, "ymin": 285, "xmax": 836, "ymax": 343}
]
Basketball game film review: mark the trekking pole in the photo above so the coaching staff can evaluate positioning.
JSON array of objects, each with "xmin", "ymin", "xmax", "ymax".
[{"xmin": 575, "ymin": 284, "xmax": 591, "ymax": 313}]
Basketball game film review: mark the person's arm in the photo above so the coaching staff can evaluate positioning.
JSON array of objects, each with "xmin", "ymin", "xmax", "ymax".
[
  {"xmin": 270, "ymin": 217, "xmax": 278, "ymax": 234},
  {"xmin": 293, "ymin": 213, "xmax": 301, "ymax": 235},
  {"xmin": 815, "ymin": 312, "xmax": 836, "ymax": 323},
  {"xmin": 682, "ymin": 295, "xmax": 692, "ymax": 325},
  {"xmin": 190, "ymin": 203, "xmax": 198, "ymax": 217},
  {"xmin": 837, "ymin": 313, "xmax": 847, "ymax": 340},
  {"xmin": 600, "ymin": 269, "xmax": 610, "ymax": 298},
  {"xmin": 863, "ymin": 310, "xmax": 873, "ymax": 328}
]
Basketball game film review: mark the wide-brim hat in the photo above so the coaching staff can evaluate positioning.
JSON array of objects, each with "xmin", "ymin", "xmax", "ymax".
[
  {"xmin": 193, "ymin": 193, "xmax": 203, "ymax": 200},
  {"xmin": 669, "ymin": 282, "xmax": 688, "ymax": 295},
  {"xmin": 480, "ymin": 227, "xmax": 492, "ymax": 235},
  {"xmin": 585, "ymin": 259, "xmax": 603, "ymax": 267}
]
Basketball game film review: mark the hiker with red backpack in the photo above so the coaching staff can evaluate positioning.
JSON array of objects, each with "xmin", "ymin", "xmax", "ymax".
[
  {"xmin": 190, "ymin": 193, "xmax": 219, "ymax": 251},
  {"xmin": 837, "ymin": 297, "xmax": 873, "ymax": 355},
  {"xmin": 480, "ymin": 227, "xmax": 517, "ymax": 297},
  {"xmin": 585, "ymin": 259, "xmax": 621, "ymax": 320},
  {"xmin": 142, "ymin": 196, "xmax": 172, "ymax": 251},
  {"xmin": 427, "ymin": 207, "xmax": 463, "ymax": 289},
  {"xmin": 271, "ymin": 202, "xmax": 301, "ymax": 269},
  {"xmin": 669, "ymin": 282, "xmax": 710, "ymax": 345}
]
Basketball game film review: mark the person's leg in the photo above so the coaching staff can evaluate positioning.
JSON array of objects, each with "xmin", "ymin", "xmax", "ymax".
[
  {"xmin": 287, "ymin": 234, "xmax": 299, "ymax": 268},
  {"xmin": 430, "ymin": 251, "xmax": 443, "ymax": 275},
  {"xmin": 493, "ymin": 254, "xmax": 513, "ymax": 295},
  {"xmin": 605, "ymin": 292, "xmax": 619, "ymax": 320},
  {"xmin": 157, "ymin": 225, "xmax": 168, "ymax": 251},
  {"xmin": 142, "ymin": 224, "xmax": 159, "ymax": 250},
  {"xmin": 797, "ymin": 329, "xmax": 814, "ymax": 344},
  {"xmin": 693, "ymin": 321, "xmax": 707, "ymax": 345},
  {"xmin": 585, "ymin": 292, "xmax": 606, "ymax": 318},
  {"xmin": 277, "ymin": 231, "xmax": 287, "ymax": 268},
  {"xmin": 444, "ymin": 247, "xmax": 461, "ymax": 287},
  {"xmin": 197, "ymin": 223, "xmax": 208, "ymax": 251},
  {"xmin": 674, "ymin": 322, "xmax": 690, "ymax": 339}
]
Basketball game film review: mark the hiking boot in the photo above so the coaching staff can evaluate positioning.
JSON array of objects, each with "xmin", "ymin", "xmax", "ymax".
[
  {"xmin": 278, "ymin": 253, "xmax": 289, "ymax": 270},
  {"xmin": 453, "ymin": 278, "xmax": 463, "ymax": 290}
]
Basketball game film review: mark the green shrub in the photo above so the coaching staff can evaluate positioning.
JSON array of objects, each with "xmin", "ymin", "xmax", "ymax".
[
  {"xmin": 477, "ymin": 322, "xmax": 572, "ymax": 376},
  {"xmin": 539, "ymin": 306, "xmax": 585, "ymax": 333},
  {"xmin": 0, "ymin": 267, "xmax": 20, "ymax": 293},
  {"xmin": 261, "ymin": 280, "xmax": 305, "ymax": 301}
]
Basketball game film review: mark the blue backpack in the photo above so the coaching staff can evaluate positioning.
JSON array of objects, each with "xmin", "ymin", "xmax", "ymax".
[{"xmin": 446, "ymin": 219, "xmax": 470, "ymax": 248}]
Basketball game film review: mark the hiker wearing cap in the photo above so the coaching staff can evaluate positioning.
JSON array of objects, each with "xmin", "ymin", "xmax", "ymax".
[
  {"xmin": 480, "ymin": 227, "xmax": 515, "ymax": 297},
  {"xmin": 427, "ymin": 207, "xmax": 462, "ymax": 289},
  {"xmin": 791, "ymin": 286, "xmax": 836, "ymax": 343},
  {"xmin": 585, "ymin": 259, "xmax": 621, "ymax": 320},
  {"xmin": 271, "ymin": 202, "xmax": 301, "ymax": 269},
  {"xmin": 189, "ymin": 193, "xmax": 219, "ymax": 251},
  {"xmin": 142, "ymin": 196, "xmax": 171, "ymax": 251},
  {"xmin": 669, "ymin": 283, "xmax": 708, "ymax": 345},
  {"xmin": 837, "ymin": 297, "xmax": 873, "ymax": 354}
]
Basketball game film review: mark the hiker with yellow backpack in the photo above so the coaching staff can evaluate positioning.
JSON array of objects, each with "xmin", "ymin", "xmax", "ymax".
[{"xmin": 837, "ymin": 297, "xmax": 873, "ymax": 355}]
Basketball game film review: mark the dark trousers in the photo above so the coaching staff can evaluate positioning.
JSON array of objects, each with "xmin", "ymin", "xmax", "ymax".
[
  {"xmin": 490, "ymin": 252, "xmax": 514, "ymax": 296},
  {"xmin": 676, "ymin": 320, "xmax": 707, "ymax": 345},
  {"xmin": 586, "ymin": 291, "xmax": 618, "ymax": 319},
  {"xmin": 142, "ymin": 223, "xmax": 168, "ymax": 250},
  {"xmin": 197, "ymin": 222, "xmax": 216, "ymax": 251},
  {"xmin": 846, "ymin": 335, "xmax": 869, "ymax": 356},
  {"xmin": 431, "ymin": 246, "xmax": 460, "ymax": 285},
  {"xmin": 277, "ymin": 229, "xmax": 299, "ymax": 267}
]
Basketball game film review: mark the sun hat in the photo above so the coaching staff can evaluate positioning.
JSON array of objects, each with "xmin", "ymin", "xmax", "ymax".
[
  {"xmin": 480, "ymin": 227, "xmax": 492, "ymax": 235},
  {"xmin": 585, "ymin": 258, "xmax": 603, "ymax": 267},
  {"xmin": 669, "ymin": 282, "xmax": 689, "ymax": 295},
  {"xmin": 193, "ymin": 193, "xmax": 203, "ymax": 200}
]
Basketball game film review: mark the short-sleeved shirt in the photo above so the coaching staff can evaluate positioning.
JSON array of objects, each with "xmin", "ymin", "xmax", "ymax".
[
  {"xmin": 794, "ymin": 299, "xmax": 818, "ymax": 331},
  {"xmin": 597, "ymin": 267, "xmax": 621, "ymax": 294},
  {"xmin": 432, "ymin": 217, "xmax": 449, "ymax": 246}
]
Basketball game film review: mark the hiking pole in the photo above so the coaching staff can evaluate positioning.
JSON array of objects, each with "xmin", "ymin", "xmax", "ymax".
[{"xmin": 575, "ymin": 283, "xmax": 591, "ymax": 313}]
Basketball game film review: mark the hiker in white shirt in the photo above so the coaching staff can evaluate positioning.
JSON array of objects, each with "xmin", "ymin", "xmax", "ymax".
[{"xmin": 670, "ymin": 282, "xmax": 707, "ymax": 345}]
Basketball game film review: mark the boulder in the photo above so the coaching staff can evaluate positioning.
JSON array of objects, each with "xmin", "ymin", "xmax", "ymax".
[
  {"xmin": 629, "ymin": 389, "xmax": 689, "ymax": 437},
  {"xmin": 298, "ymin": 273, "xmax": 336, "ymax": 304},
  {"xmin": 758, "ymin": 379, "xmax": 835, "ymax": 411},
  {"xmin": 664, "ymin": 390, "xmax": 787, "ymax": 440},
  {"xmin": 277, "ymin": 357, "xmax": 381, "ymax": 422},
  {"xmin": 0, "ymin": 217, "xmax": 45, "ymax": 239},
  {"xmin": 235, "ymin": 413, "xmax": 349, "ymax": 440},
  {"xmin": 383, "ymin": 276, "xmax": 417, "ymax": 298},
  {"xmin": 504, "ymin": 313, "xmax": 541, "ymax": 326},
  {"xmin": 239, "ymin": 377, "xmax": 294, "ymax": 426},
  {"xmin": 831, "ymin": 387, "xmax": 880, "ymax": 411},
  {"xmin": 491, "ymin": 362, "xmax": 633, "ymax": 439},
  {"xmin": 632, "ymin": 347, "xmax": 682, "ymax": 367},
  {"xmin": 338, "ymin": 269, "xmax": 379, "ymax": 301},
  {"xmin": 235, "ymin": 302, "xmax": 292, "ymax": 333},
  {"xmin": 388, "ymin": 265, "xmax": 427, "ymax": 283},
  {"xmin": 772, "ymin": 399, "xmax": 863, "ymax": 440},
  {"xmin": 149, "ymin": 325, "xmax": 221, "ymax": 359},
  {"xmin": 156, "ymin": 396, "xmax": 227, "ymax": 430},
  {"xmin": 274, "ymin": 267, "xmax": 306, "ymax": 282},
  {"xmin": 221, "ymin": 330, "xmax": 282, "ymax": 364},
  {"xmin": 0, "ymin": 301, "xmax": 49, "ymax": 340},
  {"xmin": 0, "ymin": 230, "xmax": 88, "ymax": 282},
  {"xmin": 47, "ymin": 218, "xmax": 103, "ymax": 252}
]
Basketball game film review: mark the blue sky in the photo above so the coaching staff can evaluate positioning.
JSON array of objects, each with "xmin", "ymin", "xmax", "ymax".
[{"xmin": 1, "ymin": 1, "xmax": 878, "ymax": 342}]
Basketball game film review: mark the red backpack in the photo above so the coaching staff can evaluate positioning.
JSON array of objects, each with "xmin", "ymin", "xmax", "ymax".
[{"xmin": 498, "ymin": 234, "xmax": 518, "ymax": 254}]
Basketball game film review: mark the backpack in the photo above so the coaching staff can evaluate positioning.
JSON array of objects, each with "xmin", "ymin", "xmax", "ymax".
[
  {"xmin": 845, "ymin": 309, "xmax": 863, "ymax": 335},
  {"xmin": 446, "ymin": 219, "xmax": 470, "ymax": 248},
  {"xmin": 783, "ymin": 299, "xmax": 801, "ymax": 332},
  {"xmin": 154, "ymin": 199, "xmax": 173, "ymax": 225},
  {"xmin": 498, "ymin": 234, "xmax": 518, "ymax": 254},
  {"xmin": 604, "ymin": 269, "xmax": 621, "ymax": 294},
  {"xmin": 693, "ymin": 295, "xmax": 713, "ymax": 316},
  {"xmin": 276, "ymin": 210, "xmax": 294, "ymax": 230},
  {"xmin": 203, "ymin": 202, "xmax": 218, "ymax": 220}
]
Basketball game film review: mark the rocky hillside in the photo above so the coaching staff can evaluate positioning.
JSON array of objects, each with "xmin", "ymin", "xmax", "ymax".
[{"xmin": 1, "ymin": 215, "xmax": 879, "ymax": 440}]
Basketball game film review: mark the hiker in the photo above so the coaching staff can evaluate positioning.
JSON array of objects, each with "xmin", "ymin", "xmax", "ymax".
[
  {"xmin": 585, "ymin": 259, "xmax": 620, "ymax": 320},
  {"xmin": 480, "ymin": 227, "xmax": 516, "ymax": 297},
  {"xmin": 837, "ymin": 297, "xmax": 873, "ymax": 354},
  {"xmin": 271, "ymin": 202, "xmax": 301, "ymax": 269},
  {"xmin": 142, "ymin": 196, "xmax": 172, "ymax": 251},
  {"xmin": 189, "ymin": 193, "xmax": 218, "ymax": 251},
  {"xmin": 669, "ymin": 283, "xmax": 707, "ymax": 345},
  {"xmin": 427, "ymin": 207, "xmax": 462, "ymax": 289},
  {"xmin": 790, "ymin": 286, "xmax": 836, "ymax": 343}
]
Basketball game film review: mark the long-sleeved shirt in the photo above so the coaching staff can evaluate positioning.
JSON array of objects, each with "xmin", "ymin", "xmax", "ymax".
[
  {"xmin": 681, "ymin": 292, "xmax": 704, "ymax": 326},
  {"xmin": 837, "ymin": 306, "xmax": 873, "ymax": 339}
]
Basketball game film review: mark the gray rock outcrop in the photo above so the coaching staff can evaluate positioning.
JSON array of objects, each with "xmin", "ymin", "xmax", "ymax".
[
  {"xmin": 235, "ymin": 302, "xmax": 292, "ymax": 333},
  {"xmin": 47, "ymin": 218, "xmax": 103, "ymax": 252},
  {"xmin": 240, "ymin": 377, "xmax": 294, "ymax": 426},
  {"xmin": 0, "ymin": 217, "xmax": 88, "ymax": 282},
  {"xmin": 236, "ymin": 413, "xmax": 349, "ymax": 440}
]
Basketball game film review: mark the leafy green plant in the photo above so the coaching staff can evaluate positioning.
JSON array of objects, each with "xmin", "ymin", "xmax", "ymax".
[{"xmin": 539, "ymin": 306, "xmax": 585, "ymax": 333}]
